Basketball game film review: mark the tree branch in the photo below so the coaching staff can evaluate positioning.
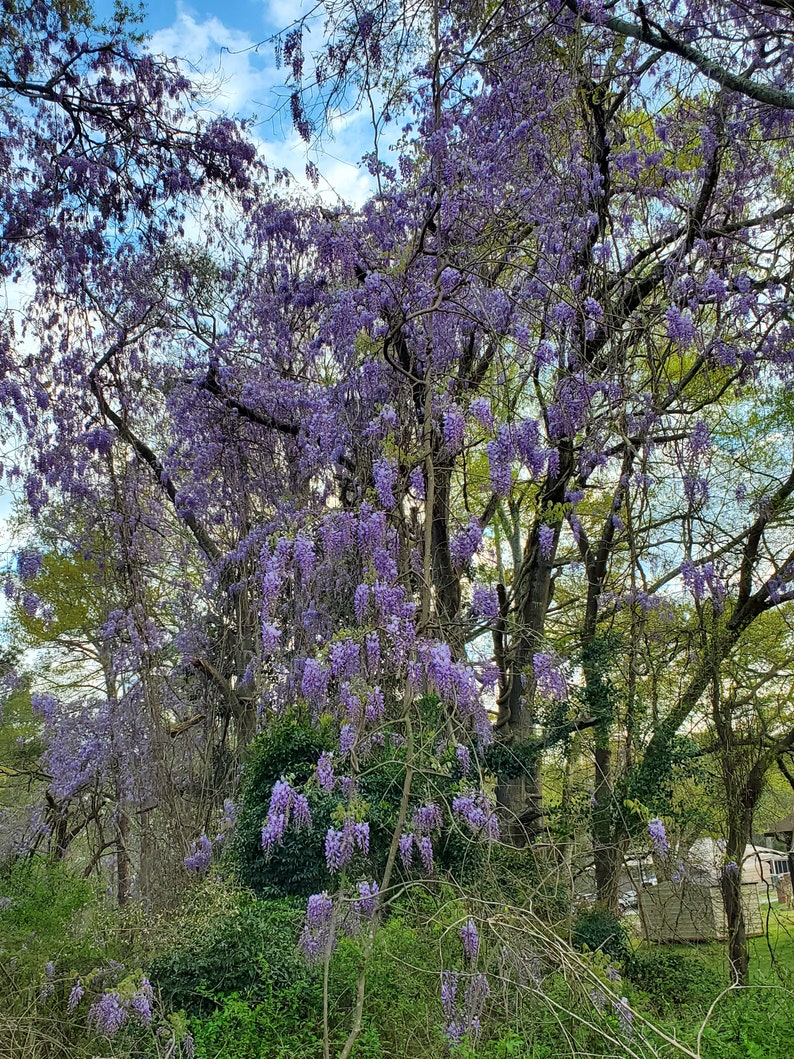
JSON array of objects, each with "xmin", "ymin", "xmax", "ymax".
[{"xmin": 564, "ymin": 0, "xmax": 794, "ymax": 110}]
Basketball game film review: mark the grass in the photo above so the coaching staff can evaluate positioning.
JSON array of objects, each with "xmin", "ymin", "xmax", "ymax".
[
  {"xmin": 653, "ymin": 904, "xmax": 794, "ymax": 983},
  {"xmin": 623, "ymin": 898, "xmax": 794, "ymax": 983},
  {"xmin": 750, "ymin": 904, "xmax": 794, "ymax": 980}
]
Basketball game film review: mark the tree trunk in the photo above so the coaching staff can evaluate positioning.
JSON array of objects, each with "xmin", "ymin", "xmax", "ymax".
[
  {"xmin": 592, "ymin": 737, "xmax": 620, "ymax": 911},
  {"xmin": 715, "ymin": 681, "xmax": 765, "ymax": 986},
  {"xmin": 116, "ymin": 803, "xmax": 131, "ymax": 906},
  {"xmin": 720, "ymin": 862, "xmax": 748, "ymax": 986},
  {"xmin": 494, "ymin": 525, "xmax": 554, "ymax": 843}
]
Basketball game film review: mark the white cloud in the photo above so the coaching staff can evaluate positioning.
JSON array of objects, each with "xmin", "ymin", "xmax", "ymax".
[
  {"xmin": 149, "ymin": 4, "xmax": 279, "ymax": 117},
  {"xmin": 149, "ymin": 3, "xmax": 375, "ymax": 205},
  {"xmin": 259, "ymin": 0, "xmax": 320, "ymax": 35}
]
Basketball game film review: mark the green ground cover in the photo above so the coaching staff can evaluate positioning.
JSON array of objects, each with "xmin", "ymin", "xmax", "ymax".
[{"xmin": 2, "ymin": 862, "xmax": 794, "ymax": 1059}]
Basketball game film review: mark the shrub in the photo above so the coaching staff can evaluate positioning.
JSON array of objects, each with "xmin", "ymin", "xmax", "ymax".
[
  {"xmin": 0, "ymin": 856, "xmax": 113, "ymax": 981},
  {"xmin": 148, "ymin": 888, "xmax": 317, "ymax": 1014},
  {"xmin": 698, "ymin": 989, "xmax": 794, "ymax": 1058},
  {"xmin": 625, "ymin": 948, "xmax": 722, "ymax": 1008},
  {"xmin": 226, "ymin": 711, "xmax": 486, "ymax": 899},
  {"xmin": 571, "ymin": 909, "xmax": 630, "ymax": 962},
  {"xmin": 226, "ymin": 718, "xmax": 335, "ymax": 898},
  {"xmin": 190, "ymin": 993, "xmax": 324, "ymax": 1059}
]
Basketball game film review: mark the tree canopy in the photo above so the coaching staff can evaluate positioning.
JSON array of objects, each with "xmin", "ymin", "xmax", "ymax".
[{"xmin": 3, "ymin": 0, "xmax": 794, "ymax": 1046}]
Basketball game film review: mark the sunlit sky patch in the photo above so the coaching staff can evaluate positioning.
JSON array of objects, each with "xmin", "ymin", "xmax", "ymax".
[{"xmin": 94, "ymin": 0, "xmax": 378, "ymax": 204}]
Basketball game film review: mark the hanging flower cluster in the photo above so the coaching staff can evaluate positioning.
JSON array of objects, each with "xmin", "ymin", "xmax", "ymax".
[
  {"xmin": 442, "ymin": 919, "xmax": 490, "ymax": 1044},
  {"xmin": 261, "ymin": 778, "xmax": 312, "ymax": 854}
]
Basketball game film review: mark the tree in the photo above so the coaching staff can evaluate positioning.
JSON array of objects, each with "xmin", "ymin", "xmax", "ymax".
[{"xmin": 5, "ymin": 0, "xmax": 794, "ymax": 1041}]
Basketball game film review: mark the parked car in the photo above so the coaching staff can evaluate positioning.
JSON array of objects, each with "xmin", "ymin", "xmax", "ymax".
[{"xmin": 618, "ymin": 889, "xmax": 638, "ymax": 910}]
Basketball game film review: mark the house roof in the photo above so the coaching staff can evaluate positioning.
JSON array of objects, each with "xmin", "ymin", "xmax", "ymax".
[{"xmin": 763, "ymin": 810, "xmax": 794, "ymax": 837}]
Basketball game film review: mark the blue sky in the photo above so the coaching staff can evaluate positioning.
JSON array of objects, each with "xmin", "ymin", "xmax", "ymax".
[{"xmin": 93, "ymin": 0, "xmax": 378, "ymax": 203}]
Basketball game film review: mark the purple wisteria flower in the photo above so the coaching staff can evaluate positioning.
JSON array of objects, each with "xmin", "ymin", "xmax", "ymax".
[
  {"xmin": 330, "ymin": 639, "xmax": 361, "ymax": 679},
  {"xmin": 130, "ymin": 978, "xmax": 153, "ymax": 1026},
  {"xmin": 67, "ymin": 979, "xmax": 84, "ymax": 1013},
  {"xmin": 443, "ymin": 405, "xmax": 466, "ymax": 451},
  {"xmin": 681, "ymin": 560, "xmax": 725, "ymax": 609},
  {"xmin": 325, "ymin": 817, "xmax": 369, "ymax": 872},
  {"xmin": 408, "ymin": 466, "xmax": 425, "ymax": 499},
  {"xmin": 365, "ymin": 686, "xmax": 384, "ymax": 721},
  {"xmin": 418, "ymin": 835, "xmax": 434, "ymax": 872},
  {"xmin": 399, "ymin": 832, "xmax": 414, "ymax": 867},
  {"xmin": 449, "ymin": 517, "xmax": 483, "ymax": 568},
  {"xmin": 184, "ymin": 834, "xmax": 213, "ymax": 874},
  {"xmin": 455, "ymin": 744, "xmax": 472, "ymax": 775},
  {"xmin": 445, "ymin": 1020, "xmax": 466, "ymax": 1046},
  {"xmin": 16, "ymin": 549, "xmax": 42, "ymax": 581},
  {"xmin": 441, "ymin": 971, "xmax": 459, "ymax": 1018},
  {"xmin": 442, "ymin": 969, "xmax": 489, "ymax": 1045},
  {"xmin": 301, "ymin": 658, "xmax": 329, "ymax": 709},
  {"xmin": 702, "ymin": 270, "xmax": 727, "ymax": 303},
  {"xmin": 486, "ymin": 431, "xmax": 513, "ymax": 496},
  {"xmin": 293, "ymin": 533, "xmax": 315, "ymax": 580},
  {"xmin": 292, "ymin": 793, "xmax": 312, "ymax": 829},
  {"xmin": 469, "ymin": 397, "xmax": 493, "ymax": 430},
  {"xmin": 533, "ymin": 652, "xmax": 567, "ymax": 701},
  {"xmin": 316, "ymin": 751, "xmax": 335, "ymax": 793},
  {"xmin": 88, "ymin": 991, "xmax": 127, "ymax": 1037},
  {"xmin": 354, "ymin": 583, "xmax": 370, "ymax": 623},
  {"xmin": 261, "ymin": 586, "xmax": 284, "ymax": 633},
  {"xmin": 613, "ymin": 996, "xmax": 633, "ymax": 1039},
  {"xmin": 689, "ymin": 420, "xmax": 711, "ymax": 458},
  {"xmin": 412, "ymin": 802, "xmax": 443, "ymax": 834},
  {"xmin": 354, "ymin": 880, "xmax": 379, "ymax": 919},
  {"xmin": 682, "ymin": 474, "xmax": 709, "ymax": 507},
  {"xmin": 300, "ymin": 891, "xmax": 334, "ymax": 964},
  {"xmin": 461, "ymin": 918, "xmax": 479, "ymax": 960},
  {"xmin": 339, "ymin": 723, "xmax": 356, "ymax": 756},
  {"xmin": 538, "ymin": 524, "xmax": 555, "ymax": 560},
  {"xmin": 590, "ymin": 987, "xmax": 607, "ymax": 1012},
  {"xmin": 666, "ymin": 306, "xmax": 695, "ymax": 348},
  {"xmin": 647, "ymin": 816, "xmax": 670, "ymax": 856},
  {"xmin": 472, "ymin": 585, "xmax": 500, "ymax": 621},
  {"xmin": 372, "ymin": 457, "xmax": 397, "ymax": 509},
  {"xmin": 39, "ymin": 960, "xmax": 55, "ymax": 1000},
  {"xmin": 452, "ymin": 790, "xmax": 499, "ymax": 840},
  {"xmin": 261, "ymin": 778, "xmax": 313, "ymax": 854}
]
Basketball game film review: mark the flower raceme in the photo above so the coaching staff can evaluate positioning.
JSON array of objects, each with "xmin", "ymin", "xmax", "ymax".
[{"xmin": 261, "ymin": 778, "xmax": 313, "ymax": 854}]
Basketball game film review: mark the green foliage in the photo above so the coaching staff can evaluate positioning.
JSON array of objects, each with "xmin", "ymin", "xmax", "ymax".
[
  {"xmin": 484, "ymin": 740, "xmax": 541, "ymax": 780},
  {"xmin": 571, "ymin": 908, "xmax": 630, "ymax": 962},
  {"xmin": 227, "ymin": 718, "xmax": 334, "ymax": 898},
  {"xmin": 577, "ymin": 634, "xmax": 622, "ymax": 726},
  {"xmin": 625, "ymin": 948, "xmax": 723, "ymax": 1009},
  {"xmin": 327, "ymin": 901, "xmax": 455, "ymax": 1059},
  {"xmin": 190, "ymin": 993, "xmax": 324, "ymax": 1059},
  {"xmin": 148, "ymin": 889, "xmax": 316, "ymax": 1014},
  {"xmin": 227, "ymin": 713, "xmax": 487, "ymax": 897},
  {"xmin": 698, "ymin": 990, "xmax": 794, "ymax": 1059},
  {"xmin": 0, "ymin": 681, "xmax": 46, "ymax": 817},
  {"xmin": 4, "ymin": 857, "xmax": 794, "ymax": 1059},
  {"xmin": 621, "ymin": 733, "xmax": 703, "ymax": 826},
  {"xmin": 0, "ymin": 857, "xmax": 113, "ymax": 978},
  {"xmin": 485, "ymin": 844, "xmax": 570, "ymax": 924},
  {"xmin": 357, "ymin": 742, "xmax": 486, "ymax": 884}
]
